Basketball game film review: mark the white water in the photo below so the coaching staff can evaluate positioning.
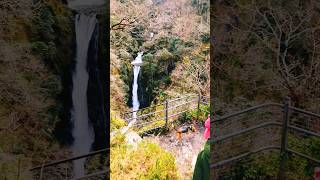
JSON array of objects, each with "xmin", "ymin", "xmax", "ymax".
[
  {"xmin": 132, "ymin": 66, "xmax": 141, "ymax": 120},
  {"xmin": 121, "ymin": 52, "xmax": 143, "ymax": 134},
  {"xmin": 71, "ymin": 13, "xmax": 97, "ymax": 178}
]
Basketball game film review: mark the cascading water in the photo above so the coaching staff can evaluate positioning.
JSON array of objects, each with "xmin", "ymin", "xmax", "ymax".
[
  {"xmin": 121, "ymin": 52, "xmax": 143, "ymax": 134},
  {"xmin": 131, "ymin": 52, "xmax": 143, "ymax": 119},
  {"xmin": 132, "ymin": 67, "xmax": 141, "ymax": 120},
  {"xmin": 71, "ymin": 13, "xmax": 97, "ymax": 178}
]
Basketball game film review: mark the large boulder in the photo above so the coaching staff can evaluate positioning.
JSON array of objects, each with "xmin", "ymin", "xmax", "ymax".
[{"xmin": 125, "ymin": 131, "xmax": 142, "ymax": 150}]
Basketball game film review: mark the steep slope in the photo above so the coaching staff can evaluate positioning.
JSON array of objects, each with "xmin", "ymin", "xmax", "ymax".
[
  {"xmin": 0, "ymin": 0, "xmax": 74, "ymax": 178},
  {"xmin": 110, "ymin": 0, "xmax": 209, "ymax": 113}
]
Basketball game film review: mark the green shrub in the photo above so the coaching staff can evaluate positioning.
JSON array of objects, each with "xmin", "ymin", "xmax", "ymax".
[
  {"xmin": 30, "ymin": 1, "xmax": 74, "ymax": 74},
  {"xmin": 111, "ymin": 112, "xmax": 127, "ymax": 131},
  {"xmin": 200, "ymin": 33, "xmax": 210, "ymax": 43},
  {"xmin": 31, "ymin": 41, "xmax": 57, "ymax": 59},
  {"xmin": 180, "ymin": 104, "xmax": 210, "ymax": 123},
  {"xmin": 110, "ymin": 139, "xmax": 180, "ymax": 179}
]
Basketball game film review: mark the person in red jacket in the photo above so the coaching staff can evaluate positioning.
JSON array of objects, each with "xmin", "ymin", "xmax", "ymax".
[{"xmin": 192, "ymin": 115, "xmax": 210, "ymax": 180}]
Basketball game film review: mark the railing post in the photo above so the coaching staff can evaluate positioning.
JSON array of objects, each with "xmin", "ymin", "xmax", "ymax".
[
  {"xmin": 165, "ymin": 100, "xmax": 168, "ymax": 128},
  {"xmin": 197, "ymin": 93, "xmax": 201, "ymax": 121},
  {"xmin": 17, "ymin": 158, "xmax": 20, "ymax": 180},
  {"xmin": 279, "ymin": 97, "xmax": 290, "ymax": 180}
]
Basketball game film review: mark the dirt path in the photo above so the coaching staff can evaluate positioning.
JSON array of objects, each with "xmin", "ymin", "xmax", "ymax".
[{"xmin": 144, "ymin": 123, "xmax": 206, "ymax": 180}]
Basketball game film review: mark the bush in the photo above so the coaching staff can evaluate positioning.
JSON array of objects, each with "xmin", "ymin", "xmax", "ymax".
[
  {"xmin": 111, "ymin": 112, "xmax": 127, "ymax": 131},
  {"xmin": 110, "ymin": 138, "xmax": 180, "ymax": 179},
  {"xmin": 200, "ymin": 33, "xmax": 210, "ymax": 43},
  {"xmin": 180, "ymin": 104, "xmax": 210, "ymax": 124},
  {"xmin": 156, "ymin": 48, "xmax": 173, "ymax": 61},
  {"xmin": 31, "ymin": 41, "xmax": 57, "ymax": 59}
]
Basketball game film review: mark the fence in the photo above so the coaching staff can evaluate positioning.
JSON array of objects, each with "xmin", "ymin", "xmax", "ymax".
[
  {"xmin": 122, "ymin": 93, "xmax": 209, "ymax": 135},
  {"xmin": 28, "ymin": 148, "xmax": 109, "ymax": 179},
  {"xmin": 211, "ymin": 97, "xmax": 320, "ymax": 179},
  {"xmin": 29, "ymin": 94, "xmax": 209, "ymax": 179}
]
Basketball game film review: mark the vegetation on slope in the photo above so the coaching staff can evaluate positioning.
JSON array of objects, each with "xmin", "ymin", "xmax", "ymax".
[
  {"xmin": 212, "ymin": 0, "xmax": 320, "ymax": 112},
  {"xmin": 110, "ymin": 132, "xmax": 179, "ymax": 180},
  {"xmin": 110, "ymin": 0, "xmax": 210, "ymax": 112},
  {"xmin": 0, "ymin": 0, "xmax": 74, "ymax": 178},
  {"xmin": 211, "ymin": 0, "xmax": 320, "ymax": 178},
  {"xmin": 223, "ymin": 135, "xmax": 320, "ymax": 179},
  {"xmin": 110, "ymin": 1, "xmax": 209, "ymax": 178}
]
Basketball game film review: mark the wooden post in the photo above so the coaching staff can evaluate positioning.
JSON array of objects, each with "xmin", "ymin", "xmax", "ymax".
[
  {"xmin": 65, "ymin": 165, "xmax": 68, "ymax": 180},
  {"xmin": 39, "ymin": 160, "xmax": 46, "ymax": 180},
  {"xmin": 17, "ymin": 158, "xmax": 20, "ymax": 180},
  {"xmin": 196, "ymin": 93, "xmax": 201, "ymax": 122},
  {"xmin": 279, "ymin": 97, "xmax": 290, "ymax": 180},
  {"xmin": 165, "ymin": 100, "xmax": 168, "ymax": 128}
]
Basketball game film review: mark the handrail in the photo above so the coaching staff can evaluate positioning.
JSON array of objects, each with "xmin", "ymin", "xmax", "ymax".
[
  {"xmin": 167, "ymin": 99, "xmax": 198, "ymax": 111},
  {"xmin": 125, "ymin": 99, "xmax": 198, "ymax": 121},
  {"xmin": 168, "ymin": 106, "xmax": 198, "ymax": 118},
  {"xmin": 211, "ymin": 136, "xmax": 320, "ymax": 169},
  {"xmin": 210, "ymin": 100, "xmax": 320, "ymax": 172},
  {"xmin": 71, "ymin": 169, "xmax": 109, "ymax": 180},
  {"xmin": 125, "ymin": 108, "xmax": 167, "ymax": 121},
  {"xmin": 212, "ymin": 122, "xmax": 282, "ymax": 143},
  {"xmin": 289, "ymin": 106, "xmax": 320, "ymax": 119},
  {"xmin": 211, "ymin": 102, "xmax": 283, "ymax": 124},
  {"xmin": 133, "ymin": 106, "xmax": 198, "ymax": 127},
  {"xmin": 30, "ymin": 148, "xmax": 109, "ymax": 171},
  {"xmin": 211, "ymin": 146, "xmax": 281, "ymax": 168},
  {"xmin": 288, "ymin": 125, "xmax": 320, "ymax": 138},
  {"xmin": 30, "ymin": 94, "xmax": 208, "ymax": 178},
  {"xmin": 123, "ymin": 94, "xmax": 197, "ymax": 114},
  {"xmin": 287, "ymin": 148, "xmax": 320, "ymax": 164}
]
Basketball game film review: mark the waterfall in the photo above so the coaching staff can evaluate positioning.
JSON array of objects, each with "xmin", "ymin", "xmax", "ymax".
[
  {"xmin": 120, "ymin": 52, "xmax": 143, "ymax": 134},
  {"xmin": 132, "ymin": 66, "xmax": 141, "ymax": 120},
  {"xmin": 71, "ymin": 13, "xmax": 97, "ymax": 178}
]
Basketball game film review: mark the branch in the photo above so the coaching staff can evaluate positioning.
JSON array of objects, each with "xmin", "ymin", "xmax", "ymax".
[{"xmin": 110, "ymin": 17, "xmax": 136, "ymax": 31}]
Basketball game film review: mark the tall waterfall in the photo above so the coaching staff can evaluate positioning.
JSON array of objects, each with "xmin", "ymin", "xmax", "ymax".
[
  {"xmin": 121, "ymin": 52, "xmax": 143, "ymax": 134},
  {"xmin": 71, "ymin": 13, "xmax": 97, "ymax": 178},
  {"xmin": 132, "ymin": 66, "xmax": 141, "ymax": 120}
]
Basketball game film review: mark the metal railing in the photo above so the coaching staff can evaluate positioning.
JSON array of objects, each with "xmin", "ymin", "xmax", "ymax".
[
  {"xmin": 29, "ymin": 148, "xmax": 109, "ymax": 179},
  {"xmin": 121, "ymin": 94, "xmax": 209, "ymax": 134},
  {"xmin": 211, "ymin": 97, "xmax": 320, "ymax": 179},
  {"xmin": 29, "ymin": 94, "xmax": 209, "ymax": 179},
  {"xmin": 132, "ymin": 94, "xmax": 209, "ymax": 134}
]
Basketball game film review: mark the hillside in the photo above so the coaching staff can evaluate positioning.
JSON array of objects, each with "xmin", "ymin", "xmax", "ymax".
[
  {"xmin": 110, "ymin": 0, "xmax": 210, "ymax": 179},
  {"xmin": 211, "ymin": 0, "xmax": 320, "ymax": 178},
  {"xmin": 212, "ymin": 0, "xmax": 320, "ymax": 113},
  {"xmin": 0, "ymin": 0, "xmax": 75, "ymax": 178},
  {"xmin": 110, "ymin": 0, "xmax": 209, "ymax": 113}
]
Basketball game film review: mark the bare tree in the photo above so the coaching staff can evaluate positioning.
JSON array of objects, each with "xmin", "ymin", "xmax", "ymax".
[
  {"xmin": 212, "ymin": 0, "xmax": 320, "ymax": 107},
  {"xmin": 181, "ymin": 54, "xmax": 210, "ymax": 96}
]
